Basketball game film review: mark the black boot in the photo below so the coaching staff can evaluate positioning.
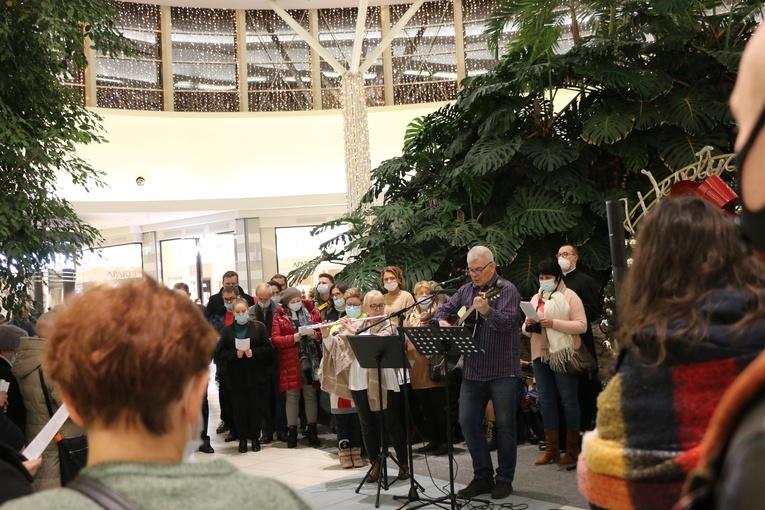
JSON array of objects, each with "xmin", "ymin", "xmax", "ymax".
[
  {"xmin": 287, "ymin": 426, "xmax": 298, "ymax": 448},
  {"xmin": 307, "ymin": 423, "xmax": 321, "ymax": 447},
  {"xmin": 252, "ymin": 439, "xmax": 261, "ymax": 452},
  {"xmin": 238, "ymin": 440, "xmax": 248, "ymax": 454}
]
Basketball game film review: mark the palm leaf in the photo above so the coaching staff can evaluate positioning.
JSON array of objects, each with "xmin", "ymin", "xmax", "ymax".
[
  {"xmin": 287, "ymin": 256, "xmax": 325, "ymax": 287},
  {"xmin": 335, "ymin": 250, "xmax": 386, "ymax": 293}
]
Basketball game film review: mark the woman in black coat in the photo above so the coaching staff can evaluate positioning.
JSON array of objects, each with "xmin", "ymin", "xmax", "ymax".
[{"xmin": 216, "ymin": 298, "xmax": 274, "ymax": 453}]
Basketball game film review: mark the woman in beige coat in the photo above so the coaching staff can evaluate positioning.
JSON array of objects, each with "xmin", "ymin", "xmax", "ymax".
[{"xmin": 11, "ymin": 311, "xmax": 83, "ymax": 490}]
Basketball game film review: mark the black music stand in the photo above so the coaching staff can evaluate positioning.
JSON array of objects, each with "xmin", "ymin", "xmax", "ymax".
[
  {"xmin": 347, "ymin": 334, "xmax": 411, "ymax": 508},
  {"xmin": 402, "ymin": 326, "xmax": 484, "ymax": 510}
]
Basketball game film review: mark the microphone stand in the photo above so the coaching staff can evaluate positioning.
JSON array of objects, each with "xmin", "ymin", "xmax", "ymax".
[{"xmin": 355, "ymin": 294, "xmax": 449, "ymax": 505}]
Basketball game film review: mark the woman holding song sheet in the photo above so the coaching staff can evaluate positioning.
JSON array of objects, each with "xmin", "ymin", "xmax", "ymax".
[{"xmin": 216, "ymin": 298, "xmax": 274, "ymax": 454}]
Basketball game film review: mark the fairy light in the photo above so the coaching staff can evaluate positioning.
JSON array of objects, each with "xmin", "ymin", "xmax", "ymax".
[
  {"xmin": 96, "ymin": 1, "xmax": 162, "ymax": 110},
  {"xmin": 171, "ymin": 6, "xmax": 238, "ymax": 112},
  {"xmin": 342, "ymin": 72, "xmax": 372, "ymax": 212},
  {"xmin": 318, "ymin": 7, "xmax": 383, "ymax": 109},
  {"xmin": 245, "ymin": 9, "xmax": 313, "ymax": 111},
  {"xmin": 463, "ymin": 0, "xmax": 505, "ymax": 76}
]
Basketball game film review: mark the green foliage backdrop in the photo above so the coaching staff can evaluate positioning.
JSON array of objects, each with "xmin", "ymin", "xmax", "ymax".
[
  {"xmin": 0, "ymin": 1, "xmax": 132, "ymax": 317},
  {"xmin": 292, "ymin": 0, "xmax": 761, "ymax": 298}
]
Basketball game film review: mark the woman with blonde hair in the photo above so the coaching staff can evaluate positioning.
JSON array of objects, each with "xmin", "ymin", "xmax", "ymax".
[
  {"xmin": 404, "ymin": 280, "xmax": 448, "ymax": 455},
  {"xmin": 381, "ymin": 266, "xmax": 414, "ymax": 326},
  {"xmin": 341, "ymin": 290, "xmax": 409, "ymax": 482},
  {"xmin": 578, "ymin": 196, "xmax": 765, "ymax": 510}
]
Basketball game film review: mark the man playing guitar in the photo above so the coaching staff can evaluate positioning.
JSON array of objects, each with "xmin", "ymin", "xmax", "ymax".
[{"xmin": 434, "ymin": 246, "xmax": 522, "ymax": 501}]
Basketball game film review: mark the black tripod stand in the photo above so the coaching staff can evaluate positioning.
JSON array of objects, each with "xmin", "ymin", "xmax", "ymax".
[
  {"xmin": 347, "ymin": 334, "xmax": 415, "ymax": 508},
  {"xmin": 401, "ymin": 325, "xmax": 481, "ymax": 510}
]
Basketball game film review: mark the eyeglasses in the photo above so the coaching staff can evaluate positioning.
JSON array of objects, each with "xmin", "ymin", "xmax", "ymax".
[
  {"xmin": 556, "ymin": 252, "xmax": 573, "ymax": 258},
  {"xmin": 368, "ymin": 303, "xmax": 385, "ymax": 310},
  {"xmin": 467, "ymin": 262, "xmax": 493, "ymax": 276},
  {"xmin": 223, "ymin": 297, "xmax": 236, "ymax": 303}
]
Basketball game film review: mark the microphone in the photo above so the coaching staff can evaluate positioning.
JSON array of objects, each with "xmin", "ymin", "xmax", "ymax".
[{"xmin": 437, "ymin": 272, "xmax": 469, "ymax": 288}]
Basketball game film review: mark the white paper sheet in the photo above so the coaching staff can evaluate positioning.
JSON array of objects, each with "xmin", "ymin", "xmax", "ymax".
[
  {"xmin": 520, "ymin": 301, "xmax": 539, "ymax": 320},
  {"xmin": 0, "ymin": 379, "xmax": 9, "ymax": 392},
  {"xmin": 235, "ymin": 337, "xmax": 250, "ymax": 351},
  {"xmin": 298, "ymin": 326, "xmax": 313, "ymax": 336},
  {"xmin": 24, "ymin": 404, "xmax": 70, "ymax": 460}
]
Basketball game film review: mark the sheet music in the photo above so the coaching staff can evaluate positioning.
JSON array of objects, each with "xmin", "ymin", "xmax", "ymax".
[
  {"xmin": 24, "ymin": 404, "xmax": 70, "ymax": 460},
  {"xmin": 520, "ymin": 301, "xmax": 539, "ymax": 320},
  {"xmin": 235, "ymin": 337, "xmax": 250, "ymax": 351},
  {"xmin": 0, "ymin": 379, "xmax": 9, "ymax": 392}
]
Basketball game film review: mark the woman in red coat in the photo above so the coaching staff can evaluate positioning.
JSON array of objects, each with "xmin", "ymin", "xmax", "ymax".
[{"xmin": 271, "ymin": 287, "xmax": 322, "ymax": 448}]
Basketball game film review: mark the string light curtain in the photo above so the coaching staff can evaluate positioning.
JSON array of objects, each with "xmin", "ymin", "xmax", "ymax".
[
  {"xmin": 463, "ymin": 0, "xmax": 507, "ymax": 76},
  {"xmin": 318, "ymin": 7, "xmax": 383, "ymax": 110},
  {"xmin": 96, "ymin": 2, "xmax": 162, "ymax": 110},
  {"xmin": 342, "ymin": 72, "xmax": 372, "ymax": 212},
  {"xmin": 171, "ymin": 7, "xmax": 238, "ymax": 112},
  {"xmin": 245, "ymin": 9, "xmax": 313, "ymax": 112},
  {"xmin": 61, "ymin": 60, "xmax": 86, "ymax": 106},
  {"xmin": 391, "ymin": 1, "xmax": 457, "ymax": 105}
]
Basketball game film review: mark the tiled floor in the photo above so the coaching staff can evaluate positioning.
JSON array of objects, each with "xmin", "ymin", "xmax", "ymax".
[{"xmin": 193, "ymin": 369, "xmax": 584, "ymax": 509}]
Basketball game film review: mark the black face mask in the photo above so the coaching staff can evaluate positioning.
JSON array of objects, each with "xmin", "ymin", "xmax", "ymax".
[{"xmin": 736, "ymin": 107, "xmax": 765, "ymax": 253}]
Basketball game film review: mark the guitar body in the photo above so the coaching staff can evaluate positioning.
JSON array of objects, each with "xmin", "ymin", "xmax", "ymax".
[{"xmin": 457, "ymin": 287, "xmax": 501, "ymax": 335}]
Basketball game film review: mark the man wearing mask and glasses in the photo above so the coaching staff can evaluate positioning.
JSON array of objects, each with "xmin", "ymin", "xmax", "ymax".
[{"xmin": 434, "ymin": 246, "xmax": 522, "ymax": 501}]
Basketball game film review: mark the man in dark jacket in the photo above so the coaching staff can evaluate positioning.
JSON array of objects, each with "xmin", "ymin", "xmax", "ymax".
[
  {"xmin": 206, "ymin": 271, "xmax": 254, "ymax": 318},
  {"xmin": 0, "ymin": 326, "xmax": 26, "ymax": 438},
  {"xmin": 209, "ymin": 286, "xmax": 240, "ymax": 441},
  {"xmin": 250, "ymin": 283, "xmax": 285, "ymax": 443},
  {"xmin": 558, "ymin": 245, "xmax": 602, "ymax": 431}
]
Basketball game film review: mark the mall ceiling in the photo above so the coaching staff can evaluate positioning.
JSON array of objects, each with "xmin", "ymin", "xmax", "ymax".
[{"xmin": 121, "ymin": 0, "xmax": 413, "ymax": 9}]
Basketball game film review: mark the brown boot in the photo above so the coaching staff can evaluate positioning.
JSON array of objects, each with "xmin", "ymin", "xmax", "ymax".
[
  {"xmin": 351, "ymin": 447, "xmax": 364, "ymax": 468},
  {"xmin": 535, "ymin": 430, "xmax": 560, "ymax": 465},
  {"xmin": 559, "ymin": 430, "xmax": 581, "ymax": 466},
  {"xmin": 339, "ymin": 448, "xmax": 354, "ymax": 469},
  {"xmin": 365, "ymin": 459, "xmax": 381, "ymax": 483}
]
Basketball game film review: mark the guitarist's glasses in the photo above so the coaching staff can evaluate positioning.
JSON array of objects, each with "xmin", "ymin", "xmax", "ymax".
[{"xmin": 467, "ymin": 262, "xmax": 494, "ymax": 276}]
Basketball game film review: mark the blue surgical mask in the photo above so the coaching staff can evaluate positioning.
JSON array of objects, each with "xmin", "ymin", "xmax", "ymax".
[
  {"xmin": 418, "ymin": 297, "xmax": 433, "ymax": 308},
  {"xmin": 539, "ymin": 279, "xmax": 557, "ymax": 293},
  {"xmin": 271, "ymin": 296, "xmax": 281, "ymax": 305},
  {"xmin": 9, "ymin": 355, "xmax": 15, "ymax": 366},
  {"xmin": 234, "ymin": 314, "xmax": 249, "ymax": 324},
  {"xmin": 317, "ymin": 284, "xmax": 329, "ymax": 295},
  {"xmin": 346, "ymin": 305, "xmax": 361, "ymax": 318},
  {"xmin": 258, "ymin": 300, "xmax": 270, "ymax": 309},
  {"xmin": 289, "ymin": 302, "xmax": 303, "ymax": 312},
  {"xmin": 224, "ymin": 302, "xmax": 233, "ymax": 312},
  {"xmin": 333, "ymin": 297, "xmax": 345, "ymax": 308}
]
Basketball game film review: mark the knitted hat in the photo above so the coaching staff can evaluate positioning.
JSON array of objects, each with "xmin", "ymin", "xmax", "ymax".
[
  {"xmin": 0, "ymin": 325, "xmax": 26, "ymax": 350},
  {"xmin": 280, "ymin": 287, "xmax": 302, "ymax": 306}
]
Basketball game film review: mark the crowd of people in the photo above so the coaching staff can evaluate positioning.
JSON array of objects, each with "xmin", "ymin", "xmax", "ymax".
[{"xmin": 1, "ymin": 21, "xmax": 765, "ymax": 510}]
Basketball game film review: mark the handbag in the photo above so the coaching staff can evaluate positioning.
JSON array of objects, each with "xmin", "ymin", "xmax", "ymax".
[
  {"xmin": 38, "ymin": 369, "xmax": 88, "ymax": 485},
  {"xmin": 428, "ymin": 355, "xmax": 447, "ymax": 382},
  {"xmin": 566, "ymin": 344, "xmax": 597, "ymax": 375}
]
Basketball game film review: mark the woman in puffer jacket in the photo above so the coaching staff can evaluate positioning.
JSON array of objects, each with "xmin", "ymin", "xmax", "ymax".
[
  {"xmin": 11, "ymin": 311, "xmax": 84, "ymax": 490},
  {"xmin": 271, "ymin": 287, "xmax": 322, "ymax": 448}
]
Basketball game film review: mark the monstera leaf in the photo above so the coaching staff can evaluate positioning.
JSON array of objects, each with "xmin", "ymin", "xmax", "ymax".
[
  {"xmin": 521, "ymin": 137, "xmax": 581, "ymax": 172},
  {"xmin": 658, "ymin": 128, "xmax": 730, "ymax": 171},
  {"xmin": 581, "ymin": 105, "xmax": 635, "ymax": 145},
  {"xmin": 658, "ymin": 89, "xmax": 715, "ymax": 135},
  {"xmin": 463, "ymin": 135, "xmax": 522, "ymax": 176},
  {"xmin": 577, "ymin": 235, "xmax": 612, "ymax": 270},
  {"xmin": 506, "ymin": 187, "xmax": 582, "ymax": 236},
  {"xmin": 586, "ymin": 62, "xmax": 673, "ymax": 99},
  {"xmin": 504, "ymin": 241, "xmax": 556, "ymax": 299}
]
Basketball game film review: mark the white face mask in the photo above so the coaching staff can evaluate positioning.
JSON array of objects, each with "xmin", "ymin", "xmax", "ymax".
[
  {"xmin": 558, "ymin": 257, "xmax": 571, "ymax": 272},
  {"xmin": 418, "ymin": 297, "xmax": 433, "ymax": 308},
  {"xmin": 317, "ymin": 283, "xmax": 329, "ymax": 296},
  {"xmin": 289, "ymin": 302, "xmax": 303, "ymax": 312},
  {"xmin": 258, "ymin": 299, "xmax": 270, "ymax": 309},
  {"xmin": 539, "ymin": 279, "xmax": 557, "ymax": 293},
  {"xmin": 384, "ymin": 282, "xmax": 399, "ymax": 292}
]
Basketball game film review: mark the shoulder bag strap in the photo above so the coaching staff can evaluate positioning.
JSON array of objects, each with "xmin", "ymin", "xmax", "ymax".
[
  {"xmin": 38, "ymin": 368, "xmax": 55, "ymax": 418},
  {"xmin": 67, "ymin": 475, "xmax": 142, "ymax": 510}
]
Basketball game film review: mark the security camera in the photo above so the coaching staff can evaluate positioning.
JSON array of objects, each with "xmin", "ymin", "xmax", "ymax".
[{"xmin": 136, "ymin": 177, "xmax": 146, "ymax": 186}]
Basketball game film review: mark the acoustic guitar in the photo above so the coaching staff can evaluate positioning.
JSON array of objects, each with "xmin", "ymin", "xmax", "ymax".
[{"xmin": 456, "ymin": 286, "xmax": 502, "ymax": 335}]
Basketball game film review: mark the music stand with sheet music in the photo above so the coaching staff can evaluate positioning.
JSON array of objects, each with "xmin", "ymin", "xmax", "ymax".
[
  {"xmin": 402, "ymin": 325, "xmax": 485, "ymax": 510},
  {"xmin": 347, "ymin": 334, "xmax": 410, "ymax": 508}
]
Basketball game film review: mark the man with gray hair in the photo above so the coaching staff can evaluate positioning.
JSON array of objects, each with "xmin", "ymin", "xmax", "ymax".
[{"xmin": 434, "ymin": 246, "xmax": 522, "ymax": 500}]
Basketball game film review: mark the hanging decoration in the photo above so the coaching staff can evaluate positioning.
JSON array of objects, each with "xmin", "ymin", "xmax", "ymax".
[{"xmin": 342, "ymin": 72, "xmax": 372, "ymax": 212}]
